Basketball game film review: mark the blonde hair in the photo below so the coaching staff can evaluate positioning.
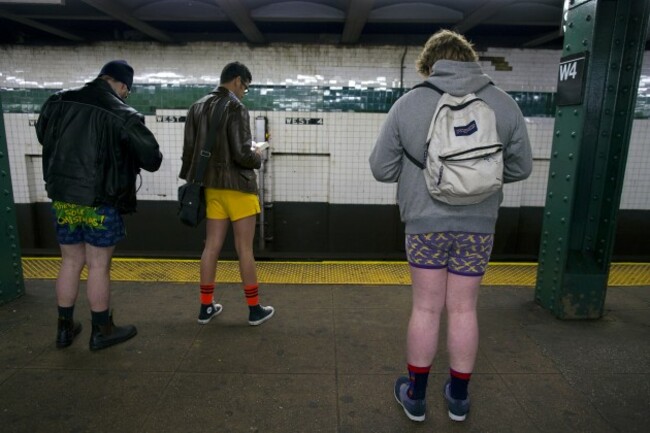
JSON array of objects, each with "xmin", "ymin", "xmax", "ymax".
[{"xmin": 416, "ymin": 29, "xmax": 478, "ymax": 77}]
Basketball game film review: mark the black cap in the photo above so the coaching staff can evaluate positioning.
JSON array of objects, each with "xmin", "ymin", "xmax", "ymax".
[{"xmin": 98, "ymin": 60, "xmax": 134, "ymax": 90}]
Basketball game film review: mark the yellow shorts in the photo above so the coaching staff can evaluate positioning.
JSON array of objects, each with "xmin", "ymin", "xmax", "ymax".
[{"xmin": 205, "ymin": 188, "xmax": 260, "ymax": 221}]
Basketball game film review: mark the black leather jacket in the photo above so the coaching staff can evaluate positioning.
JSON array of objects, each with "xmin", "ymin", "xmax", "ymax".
[
  {"xmin": 180, "ymin": 87, "xmax": 261, "ymax": 193},
  {"xmin": 36, "ymin": 78, "xmax": 163, "ymax": 213}
]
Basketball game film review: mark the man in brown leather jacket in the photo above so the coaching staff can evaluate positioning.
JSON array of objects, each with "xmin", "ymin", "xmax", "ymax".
[{"xmin": 181, "ymin": 62, "xmax": 274, "ymax": 326}]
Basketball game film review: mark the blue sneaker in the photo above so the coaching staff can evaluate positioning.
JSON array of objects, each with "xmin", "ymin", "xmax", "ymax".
[
  {"xmin": 443, "ymin": 380, "xmax": 470, "ymax": 421},
  {"xmin": 394, "ymin": 376, "xmax": 425, "ymax": 422}
]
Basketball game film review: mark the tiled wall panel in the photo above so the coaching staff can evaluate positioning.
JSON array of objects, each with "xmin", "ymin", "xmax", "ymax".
[{"xmin": 1, "ymin": 42, "xmax": 649, "ymax": 210}]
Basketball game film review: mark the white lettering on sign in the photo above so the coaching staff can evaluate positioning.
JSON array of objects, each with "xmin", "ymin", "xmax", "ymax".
[
  {"xmin": 556, "ymin": 53, "xmax": 588, "ymax": 106},
  {"xmin": 559, "ymin": 61, "xmax": 578, "ymax": 81},
  {"xmin": 285, "ymin": 117, "xmax": 323, "ymax": 125},
  {"xmin": 156, "ymin": 115, "xmax": 186, "ymax": 123}
]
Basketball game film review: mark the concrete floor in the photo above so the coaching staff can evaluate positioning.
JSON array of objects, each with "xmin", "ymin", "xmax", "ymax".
[{"xmin": 0, "ymin": 280, "xmax": 648, "ymax": 433}]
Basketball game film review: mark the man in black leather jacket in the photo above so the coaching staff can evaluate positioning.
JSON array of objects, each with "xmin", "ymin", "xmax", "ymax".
[
  {"xmin": 181, "ymin": 61, "xmax": 274, "ymax": 327},
  {"xmin": 36, "ymin": 60, "xmax": 163, "ymax": 351}
]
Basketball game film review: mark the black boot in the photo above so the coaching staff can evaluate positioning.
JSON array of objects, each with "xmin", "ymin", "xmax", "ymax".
[
  {"xmin": 89, "ymin": 312, "xmax": 137, "ymax": 351},
  {"xmin": 56, "ymin": 317, "xmax": 82, "ymax": 348}
]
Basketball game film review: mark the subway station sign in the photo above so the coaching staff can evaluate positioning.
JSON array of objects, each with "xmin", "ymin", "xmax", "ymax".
[
  {"xmin": 556, "ymin": 52, "xmax": 588, "ymax": 106},
  {"xmin": 285, "ymin": 117, "xmax": 323, "ymax": 125}
]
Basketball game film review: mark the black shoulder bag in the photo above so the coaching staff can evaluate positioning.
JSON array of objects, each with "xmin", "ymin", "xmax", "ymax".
[{"xmin": 178, "ymin": 97, "xmax": 228, "ymax": 227}]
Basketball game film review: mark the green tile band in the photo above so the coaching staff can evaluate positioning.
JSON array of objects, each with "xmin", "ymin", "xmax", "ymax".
[{"xmin": 1, "ymin": 85, "xmax": 647, "ymax": 118}]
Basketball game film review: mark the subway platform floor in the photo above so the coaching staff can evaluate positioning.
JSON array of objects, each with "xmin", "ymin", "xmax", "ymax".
[{"xmin": 1, "ymin": 278, "xmax": 648, "ymax": 433}]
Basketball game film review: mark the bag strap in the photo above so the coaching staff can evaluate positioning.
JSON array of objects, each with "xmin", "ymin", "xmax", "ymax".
[
  {"xmin": 402, "ymin": 81, "xmax": 495, "ymax": 168},
  {"xmin": 411, "ymin": 81, "xmax": 444, "ymax": 94},
  {"xmin": 403, "ymin": 81, "xmax": 443, "ymax": 168},
  {"xmin": 403, "ymin": 147, "xmax": 425, "ymax": 169},
  {"xmin": 193, "ymin": 95, "xmax": 229, "ymax": 185}
]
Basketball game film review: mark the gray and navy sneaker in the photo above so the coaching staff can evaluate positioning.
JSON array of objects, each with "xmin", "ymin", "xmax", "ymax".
[
  {"xmin": 248, "ymin": 305, "xmax": 275, "ymax": 326},
  {"xmin": 197, "ymin": 302, "xmax": 223, "ymax": 324},
  {"xmin": 394, "ymin": 376, "xmax": 426, "ymax": 422},
  {"xmin": 443, "ymin": 379, "xmax": 470, "ymax": 421}
]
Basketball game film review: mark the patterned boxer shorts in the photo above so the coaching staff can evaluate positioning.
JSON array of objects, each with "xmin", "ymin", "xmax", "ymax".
[
  {"xmin": 52, "ymin": 201, "xmax": 125, "ymax": 247},
  {"xmin": 406, "ymin": 231, "xmax": 494, "ymax": 276}
]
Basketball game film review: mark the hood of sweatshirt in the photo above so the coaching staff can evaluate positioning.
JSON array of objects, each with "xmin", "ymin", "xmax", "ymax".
[{"xmin": 427, "ymin": 60, "xmax": 492, "ymax": 96}]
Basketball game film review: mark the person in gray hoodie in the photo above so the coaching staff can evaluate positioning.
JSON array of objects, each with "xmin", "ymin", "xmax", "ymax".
[{"xmin": 369, "ymin": 30, "xmax": 532, "ymax": 423}]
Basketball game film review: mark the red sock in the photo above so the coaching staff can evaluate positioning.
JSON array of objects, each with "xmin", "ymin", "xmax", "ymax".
[
  {"xmin": 244, "ymin": 284, "xmax": 259, "ymax": 306},
  {"xmin": 200, "ymin": 284, "xmax": 214, "ymax": 305}
]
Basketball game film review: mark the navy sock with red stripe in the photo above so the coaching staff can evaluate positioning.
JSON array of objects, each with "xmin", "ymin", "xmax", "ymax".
[
  {"xmin": 449, "ymin": 368, "xmax": 471, "ymax": 400},
  {"xmin": 407, "ymin": 364, "xmax": 430, "ymax": 400}
]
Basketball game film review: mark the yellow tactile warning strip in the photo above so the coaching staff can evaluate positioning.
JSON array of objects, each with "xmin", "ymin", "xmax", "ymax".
[{"xmin": 21, "ymin": 258, "xmax": 650, "ymax": 286}]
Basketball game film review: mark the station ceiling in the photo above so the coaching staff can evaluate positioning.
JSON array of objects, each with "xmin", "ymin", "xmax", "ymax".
[{"xmin": 0, "ymin": 0, "xmax": 573, "ymax": 48}]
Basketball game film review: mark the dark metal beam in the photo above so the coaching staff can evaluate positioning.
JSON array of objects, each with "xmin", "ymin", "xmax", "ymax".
[
  {"xmin": 213, "ymin": 0, "xmax": 265, "ymax": 44},
  {"xmin": 0, "ymin": 7, "xmax": 84, "ymax": 41},
  {"xmin": 341, "ymin": 0, "xmax": 374, "ymax": 44},
  {"xmin": 0, "ymin": 0, "xmax": 64, "ymax": 3},
  {"xmin": 0, "ymin": 94, "xmax": 25, "ymax": 306},
  {"xmin": 535, "ymin": 0, "xmax": 650, "ymax": 319},
  {"xmin": 455, "ymin": 0, "xmax": 517, "ymax": 34},
  {"xmin": 80, "ymin": 0, "xmax": 173, "ymax": 43}
]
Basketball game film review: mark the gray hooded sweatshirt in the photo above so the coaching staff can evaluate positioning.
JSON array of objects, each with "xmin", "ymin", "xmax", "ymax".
[{"xmin": 369, "ymin": 60, "xmax": 532, "ymax": 234}]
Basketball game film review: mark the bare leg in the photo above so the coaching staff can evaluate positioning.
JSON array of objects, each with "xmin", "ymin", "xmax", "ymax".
[
  {"xmin": 85, "ymin": 243, "xmax": 138, "ymax": 351},
  {"xmin": 85, "ymin": 244, "xmax": 114, "ymax": 312},
  {"xmin": 200, "ymin": 218, "xmax": 230, "ymax": 285},
  {"xmin": 232, "ymin": 215, "xmax": 257, "ymax": 286},
  {"xmin": 56, "ymin": 243, "xmax": 86, "ymax": 307},
  {"xmin": 406, "ymin": 267, "xmax": 448, "ymax": 367},
  {"xmin": 445, "ymin": 273, "xmax": 482, "ymax": 373}
]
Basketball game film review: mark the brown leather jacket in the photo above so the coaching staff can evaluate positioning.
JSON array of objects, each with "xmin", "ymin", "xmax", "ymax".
[{"xmin": 180, "ymin": 87, "xmax": 261, "ymax": 193}]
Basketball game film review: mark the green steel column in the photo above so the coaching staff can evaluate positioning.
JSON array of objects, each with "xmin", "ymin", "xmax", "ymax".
[
  {"xmin": 535, "ymin": 0, "xmax": 650, "ymax": 319},
  {"xmin": 0, "ymin": 95, "xmax": 25, "ymax": 304}
]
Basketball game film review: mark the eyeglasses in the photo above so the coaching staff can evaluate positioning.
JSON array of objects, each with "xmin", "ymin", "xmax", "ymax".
[{"xmin": 242, "ymin": 81, "xmax": 250, "ymax": 95}]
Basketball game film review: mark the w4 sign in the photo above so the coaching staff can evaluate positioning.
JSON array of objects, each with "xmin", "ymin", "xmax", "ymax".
[
  {"xmin": 559, "ymin": 61, "xmax": 579, "ymax": 81},
  {"xmin": 557, "ymin": 53, "xmax": 588, "ymax": 106}
]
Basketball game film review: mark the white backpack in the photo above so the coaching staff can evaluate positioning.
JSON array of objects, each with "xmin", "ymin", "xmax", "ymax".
[{"xmin": 405, "ymin": 82, "xmax": 504, "ymax": 205}]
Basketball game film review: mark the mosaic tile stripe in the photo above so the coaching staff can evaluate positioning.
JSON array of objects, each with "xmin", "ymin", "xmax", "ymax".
[{"xmin": 1, "ymin": 86, "xmax": 562, "ymax": 117}]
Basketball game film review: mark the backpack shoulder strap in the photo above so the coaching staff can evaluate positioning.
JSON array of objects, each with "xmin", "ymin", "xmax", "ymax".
[
  {"xmin": 411, "ymin": 81, "xmax": 444, "ymax": 94},
  {"xmin": 403, "ymin": 147, "xmax": 425, "ymax": 169},
  {"xmin": 403, "ymin": 81, "xmax": 444, "ymax": 168},
  {"xmin": 414, "ymin": 80, "xmax": 495, "ymax": 94}
]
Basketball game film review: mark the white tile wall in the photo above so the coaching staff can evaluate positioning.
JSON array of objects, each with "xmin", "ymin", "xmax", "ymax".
[
  {"xmin": 145, "ymin": 110, "xmax": 187, "ymax": 201},
  {"xmin": 0, "ymin": 43, "xmax": 572, "ymax": 92},
  {"xmin": 271, "ymin": 154, "xmax": 330, "ymax": 202},
  {"xmin": 621, "ymin": 120, "xmax": 650, "ymax": 209},
  {"xmin": 1, "ymin": 42, "xmax": 649, "ymax": 210},
  {"xmin": 483, "ymin": 48, "xmax": 562, "ymax": 92},
  {"xmin": 521, "ymin": 160, "xmax": 551, "ymax": 208},
  {"xmin": 4, "ymin": 113, "xmax": 40, "ymax": 204}
]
